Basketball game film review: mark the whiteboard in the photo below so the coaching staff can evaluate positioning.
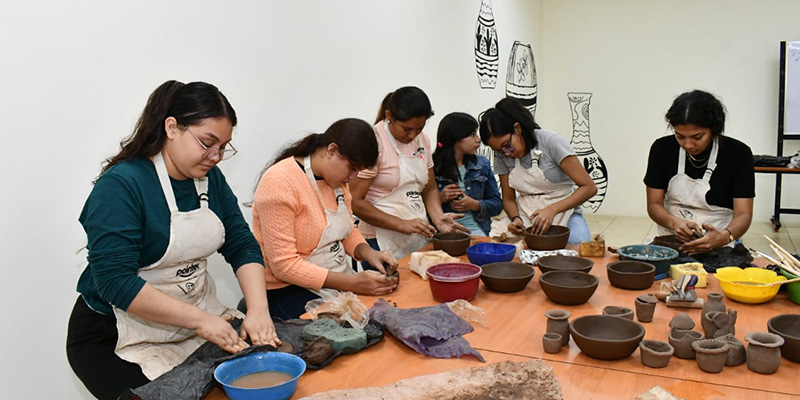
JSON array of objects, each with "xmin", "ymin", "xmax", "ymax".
[{"xmin": 784, "ymin": 41, "xmax": 800, "ymax": 133}]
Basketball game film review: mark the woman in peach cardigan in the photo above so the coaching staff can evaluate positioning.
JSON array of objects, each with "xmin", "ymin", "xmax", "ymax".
[{"xmin": 249, "ymin": 119, "xmax": 398, "ymax": 320}]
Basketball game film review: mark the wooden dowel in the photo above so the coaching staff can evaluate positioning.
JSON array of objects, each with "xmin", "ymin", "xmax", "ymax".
[
  {"xmin": 764, "ymin": 235, "xmax": 800, "ymax": 269},
  {"xmin": 772, "ymin": 245, "xmax": 800, "ymax": 275}
]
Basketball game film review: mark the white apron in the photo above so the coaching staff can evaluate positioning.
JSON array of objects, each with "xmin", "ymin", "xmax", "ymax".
[
  {"xmin": 366, "ymin": 121, "xmax": 430, "ymax": 259},
  {"xmin": 113, "ymin": 153, "xmax": 240, "ymax": 380},
  {"xmin": 507, "ymin": 148, "xmax": 576, "ymax": 229},
  {"xmin": 657, "ymin": 138, "xmax": 733, "ymax": 246},
  {"xmin": 302, "ymin": 156, "xmax": 355, "ymax": 300}
]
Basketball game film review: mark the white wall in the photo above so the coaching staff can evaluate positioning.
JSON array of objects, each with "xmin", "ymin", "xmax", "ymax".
[
  {"xmin": 0, "ymin": 1, "xmax": 543, "ymax": 398},
  {"xmin": 538, "ymin": 0, "xmax": 800, "ymax": 223}
]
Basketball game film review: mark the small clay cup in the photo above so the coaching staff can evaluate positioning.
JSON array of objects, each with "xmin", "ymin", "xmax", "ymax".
[
  {"xmin": 745, "ymin": 332, "xmax": 785, "ymax": 374},
  {"xmin": 634, "ymin": 295, "xmax": 657, "ymax": 323},
  {"xmin": 692, "ymin": 338, "xmax": 729, "ymax": 374},
  {"xmin": 669, "ymin": 329, "xmax": 704, "ymax": 359},
  {"xmin": 524, "ymin": 225, "xmax": 570, "ymax": 250},
  {"xmin": 544, "ymin": 309, "xmax": 571, "ymax": 346},
  {"xmin": 432, "ymin": 232, "xmax": 471, "ymax": 256},
  {"xmin": 543, "ymin": 333, "xmax": 563, "ymax": 354},
  {"xmin": 639, "ymin": 340, "xmax": 674, "ymax": 368},
  {"xmin": 602, "ymin": 305, "xmax": 634, "ymax": 320}
]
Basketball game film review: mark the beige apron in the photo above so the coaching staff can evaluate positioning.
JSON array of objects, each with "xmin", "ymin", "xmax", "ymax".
[
  {"xmin": 302, "ymin": 156, "xmax": 355, "ymax": 300},
  {"xmin": 364, "ymin": 120, "xmax": 430, "ymax": 260},
  {"xmin": 658, "ymin": 138, "xmax": 734, "ymax": 246},
  {"xmin": 113, "ymin": 153, "xmax": 240, "ymax": 380},
  {"xmin": 506, "ymin": 148, "xmax": 576, "ymax": 229}
]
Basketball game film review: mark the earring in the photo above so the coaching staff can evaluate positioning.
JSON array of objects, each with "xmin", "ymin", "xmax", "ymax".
[{"xmin": 387, "ymin": 119, "xmax": 392, "ymax": 124}]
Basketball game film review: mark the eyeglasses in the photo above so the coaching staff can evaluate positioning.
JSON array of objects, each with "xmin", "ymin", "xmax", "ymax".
[
  {"xmin": 500, "ymin": 133, "xmax": 515, "ymax": 155},
  {"xmin": 184, "ymin": 127, "xmax": 238, "ymax": 161}
]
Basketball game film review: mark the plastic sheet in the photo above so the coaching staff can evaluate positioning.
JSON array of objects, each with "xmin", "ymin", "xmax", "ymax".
[
  {"xmin": 305, "ymin": 291, "xmax": 369, "ymax": 330},
  {"xmin": 446, "ymin": 299, "xmax": 488, "ymax": 327}
]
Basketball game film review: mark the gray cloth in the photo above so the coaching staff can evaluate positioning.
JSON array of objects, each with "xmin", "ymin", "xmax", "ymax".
[{"xmin": 369, "ymin": 299, "xmax": 484, "ymax": 362}]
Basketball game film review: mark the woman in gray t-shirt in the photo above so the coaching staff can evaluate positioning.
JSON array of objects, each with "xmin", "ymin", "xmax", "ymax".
[{"xmin": 479, "ymin": 98, "xmax": 596, "ymax": 244}]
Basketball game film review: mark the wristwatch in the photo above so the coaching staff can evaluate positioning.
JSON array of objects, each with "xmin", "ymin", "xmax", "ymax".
[{"xmin": 724, "ymin": 228, "xmax": 734, "ymax": 244}]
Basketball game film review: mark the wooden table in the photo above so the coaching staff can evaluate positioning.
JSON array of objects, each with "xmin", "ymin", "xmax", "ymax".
[{"xmin": 207, "ymin": 241, "xmax": 800, "ymax": 399}]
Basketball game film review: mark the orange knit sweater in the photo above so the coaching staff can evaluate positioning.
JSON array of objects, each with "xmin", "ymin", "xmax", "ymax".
[{"xmin": 253, "ymin": 157, "xmax": 365, "ymax": 290}]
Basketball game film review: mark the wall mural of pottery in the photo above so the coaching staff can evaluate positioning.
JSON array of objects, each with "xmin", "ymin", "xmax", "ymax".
[
  {"xmin": 506, "ymin": 41, "xmax": 538, "ymax": 117},
  {"xmin": 474, "ymin": 0, "xmax": 498, "ymax": 89},
  {"xmin": 567, "ymin": 92, "xmax": 608, "ymax": 213}
]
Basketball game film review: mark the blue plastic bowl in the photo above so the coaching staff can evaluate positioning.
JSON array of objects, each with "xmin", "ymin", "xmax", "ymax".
[
  {"xmin": 214, "ymin": 352, "xmax": 306, "ymax": 400},
  {"xmin": 466, "ymin": 242, "xmax": 517, "ymax": 266}
]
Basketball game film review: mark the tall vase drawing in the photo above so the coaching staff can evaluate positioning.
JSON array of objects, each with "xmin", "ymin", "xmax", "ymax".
[
  {"xmin": 506, "ymin": 41, "xmax": 538, "ymax": 117},
  {"xmin": 474, "ymin": 0, "xmax": 498, "ymax": 89},
  {"xmin": 568, "ymin": 92, "xmax": 608, "ymax": 213}
]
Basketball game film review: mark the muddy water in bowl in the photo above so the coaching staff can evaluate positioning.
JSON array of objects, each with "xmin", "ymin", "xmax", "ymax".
[{"xmin": 231, "ymin": 371, "xmax": 294, "ymax": 388}]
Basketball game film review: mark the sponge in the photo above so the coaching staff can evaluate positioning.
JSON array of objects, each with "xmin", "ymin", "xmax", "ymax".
[
  {"xmin": 302, "ymin": 319, "xmax": 367, "ymax": 353},
  {"xmin": 670, "ymin": 262, "xmax": 708, "ymax": 288}
]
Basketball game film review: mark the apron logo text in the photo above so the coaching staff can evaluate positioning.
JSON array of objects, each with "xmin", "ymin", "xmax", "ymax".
[{"xmin": 176, "ymin": 263, "xmax": 200, "ymax": 278}]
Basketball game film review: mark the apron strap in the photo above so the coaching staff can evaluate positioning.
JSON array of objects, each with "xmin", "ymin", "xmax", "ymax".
[
  {"xmin": 303, "ymin": 156, "xmax": 345, "ymax": 208},
  {"xmin": 153, "ymin": 153, "xmax": 179, "ymax": 213},
  {"xmin": 194, "ymin": 177, "xmax": 210, "ymax": 209},
  {"xmin": 702, "ymin": 138, "xmax": 719, "ymax": 182}
]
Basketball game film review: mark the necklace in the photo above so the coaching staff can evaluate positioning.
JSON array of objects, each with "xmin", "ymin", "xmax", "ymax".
[
  {"xmin": 687, "ymin": 153, "xmax": 709, "ymax": 169},
  {"xmin": 687, "ymin": 152, "xmax": 708, "ymax": 162}
]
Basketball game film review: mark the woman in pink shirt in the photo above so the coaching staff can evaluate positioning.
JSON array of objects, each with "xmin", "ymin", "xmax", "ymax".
[
  {"xmin": 250, "ymin": 119, "xmax": 398, "ymax": 320},
  {"xmin": 351, "ymin": 87, "xmax": 467, "ymax": 267}
]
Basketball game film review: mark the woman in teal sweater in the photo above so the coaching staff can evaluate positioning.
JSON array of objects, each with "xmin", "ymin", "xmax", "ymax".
[{"xmin": 67, "ymin": 81, "xmax": 279, "ymax": 400}]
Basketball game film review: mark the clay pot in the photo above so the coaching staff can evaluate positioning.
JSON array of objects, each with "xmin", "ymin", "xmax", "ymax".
[
  {"xmin": 542, "ymin": 333, "xmax": 562, "ymax": 354},
  {"xmin": 700, "ymin": 293, "xmax": 726, "ymax": 334},
  {"xmin": 634, "ymin": 295, "xmax": 657, "ymax": 323},
  {"xmin": 702, "ymin": 309, "xmax": 737, "ymax": 339},
  {"xmin": 524, "ymin": 225, "xmax": 569, "ymax": 250},
  {"xmin": 720, "ymin": 334, "xmax": 746, "ymax": 366},
  {"xmin": 745, "ymin": 332, "xmax": 785, "ymax": 374},
  {"xmin": 692, "ymin": 339, "xmax": 729, "ymax": 373},
  {"xmin": 639, "ymin": 340, "xmax": 674, "ymax": 368},
  {"xmin": 602, "ymin": 305, "xmax": 634, "ymax": 320},
  {"xmin": 539, "ymin": 271, "xmax": 599, "ymax": 306},
  {"xmin": 606, "ymin": 260, "xmax": 656, "ymax": 290},
  {"xmin": 767, "ymin": 314, "xmax": 800, "ymax": 362},
  {"xmin": 536, "ymin": 255, "xmax": 594, "ymax": 274},
  {"xmin": 544, "ymin": 309, "xmax": 571, "ymax": 347},
  {"xmin": 432, "ymin": 232, "xmax": 471, "ymax": 256},
  {"xmin": 480, "ymin": 262, "xmax": 535, "ymax": 293},
  {"xmin": 669, "ymin": 329, "xmax": 704, "ymax": 359},
  {"xmin": 569, "ymin": 315, "xmax": 645, "ymax": 360}
]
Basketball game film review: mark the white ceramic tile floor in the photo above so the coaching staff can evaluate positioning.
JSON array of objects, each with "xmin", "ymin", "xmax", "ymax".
[{"xmin": 588, "ymin": 215, "xmax": 799, "ymax": 254}]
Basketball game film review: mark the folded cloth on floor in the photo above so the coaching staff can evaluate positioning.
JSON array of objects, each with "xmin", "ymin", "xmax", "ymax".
[
  {"xmin": 131, "ymin": 318, "xmax": 384, "ymax": 400},
  {"xmin": 369, "ymin": 298, "xmax": 484, "ymax": 362}
]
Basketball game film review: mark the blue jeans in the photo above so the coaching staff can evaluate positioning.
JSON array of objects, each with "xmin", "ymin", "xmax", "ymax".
[{"xmin": 566, "ymin": 213, "xmax": 592, "ymax": 244}]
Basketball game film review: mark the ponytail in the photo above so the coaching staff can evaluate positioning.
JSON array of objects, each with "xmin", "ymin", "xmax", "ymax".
[
  {"xmin": 374, "ymin": 86, "xmax": 434, "ymax": 124},
  {"xmin": 270, "ymin": 134, "xmax": 324, "ymax": 167},
  {"xmin": 479, "ymin": 97, "xmax": 540, "ymax": 152}
]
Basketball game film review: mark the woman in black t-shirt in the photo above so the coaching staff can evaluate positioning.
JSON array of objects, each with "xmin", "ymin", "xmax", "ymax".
[{"xmin": 644, "ymin": 90, "xmax": 754, "ymax": 255}]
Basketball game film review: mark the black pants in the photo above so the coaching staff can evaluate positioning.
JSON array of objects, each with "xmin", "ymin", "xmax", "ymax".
[
  {"xmin": 360, "ymin": 238, "xmax": 382, "ymax": 271},
  {"xmin": 239, "ymin": 285, "xmax": 320, "ymax": 320},
  {"xmin": 66, "ymin": 296, "xmax": 149, "ymax": 400}
]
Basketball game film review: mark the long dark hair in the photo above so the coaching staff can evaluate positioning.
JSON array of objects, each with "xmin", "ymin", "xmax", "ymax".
[
  {"xmin": 479, "ymin": 97, "xmax": 541, "ymax": 152},
  {"xmin": 269, "ymin": 118, "xmax": 378, "ymax": 170},
  {"xmin": 665, "ymin": 90, "xmax": 726, "ymax": 137},
  {"xmin": 433, "ymin": 112, "xmax": 479, "ymax": 183},
  {"xmin": 100, "ymin": 80, "xmax": 237, "ymax": 176},
  {"xmin": 374, "ymin": 86, "xmax": 434, "ymax": 124}
]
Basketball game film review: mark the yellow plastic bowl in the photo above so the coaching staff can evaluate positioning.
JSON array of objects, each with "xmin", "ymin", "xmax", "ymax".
[{"xmin": 714, "ymin": 267, "xmax": 786, "ymax": 304}]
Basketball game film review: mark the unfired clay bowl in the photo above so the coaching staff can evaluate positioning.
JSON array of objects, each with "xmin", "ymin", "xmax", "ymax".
[
  {"xmin": 606, "ymin": 260, "xmax": 656, "ymax": 290},
  {"xmin": 524, "ymin": 225, "xmax": 570, "ymax": 250},
  {"xmin": 432, "ymin": 232, "xmax": 471, "ymax": 256},
  {"xmin": 570, "ymin": 315, "xmax": 646, "ymax": 360},
  {"xmin": 537, "ymin": 255, "xmax": 594, "ymax": 274},
  {"xmin": 480, "ymin": 262, "xmax": 535, "ymax": 293},
  {"xmin": 767, "ymin": 314, "xmax": 800, "ymax": 362},
  {"xmin": 539, "ymin": 271, "xmax": 598, "ymax": 306}
]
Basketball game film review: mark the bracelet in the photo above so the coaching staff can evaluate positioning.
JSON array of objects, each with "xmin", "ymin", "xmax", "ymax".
[
  {"xmin": 724, "ymin": 228, "xmax": 735, "ymax": 243},
  {"xmin": 511, "ymin": 215, "xmax": 523, "ymax": 223}
]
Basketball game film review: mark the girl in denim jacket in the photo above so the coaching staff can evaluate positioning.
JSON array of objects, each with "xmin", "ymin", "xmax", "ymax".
[{"xmin": 433, "ymin": 112, "xmax": 503, "ymax": 236}]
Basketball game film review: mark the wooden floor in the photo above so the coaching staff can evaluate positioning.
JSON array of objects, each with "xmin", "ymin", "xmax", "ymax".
[{"xmin": 202, "ymin": 237, "xmax": 800, "ymax": 400}]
